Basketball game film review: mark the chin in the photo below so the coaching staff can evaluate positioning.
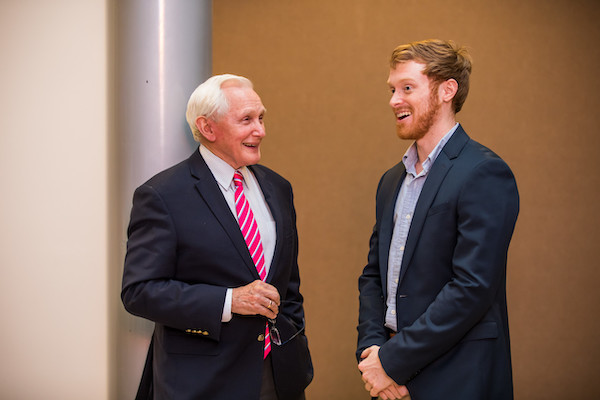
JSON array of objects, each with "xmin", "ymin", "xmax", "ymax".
[
  {"xmin": 396, "ymin": 126, "xmax": 426, "ymax": 141},
  {"xmin": 244, "ymin": 155, "xmax": 261, "ymax": 166}
]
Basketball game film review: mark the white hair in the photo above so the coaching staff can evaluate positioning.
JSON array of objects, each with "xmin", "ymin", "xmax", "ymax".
[{"xmin": 185, "ymin": 74, "xmax": 253, "ymax": 142}]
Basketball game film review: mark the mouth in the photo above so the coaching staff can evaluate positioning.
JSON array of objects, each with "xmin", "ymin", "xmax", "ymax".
[
  {"xmin": 396, "ymin": 111, "xmax": 412, "ymax": 121},
  {"xmin": 243, "ymin": 143, "xmax": 260, "ymax": 148}
]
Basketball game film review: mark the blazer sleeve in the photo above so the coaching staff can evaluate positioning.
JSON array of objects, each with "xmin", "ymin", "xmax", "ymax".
[
  {"xmin": 378, "ymin": 156, "xmax": 519, "ymax": 383},
  {"xmin": 121, "ymin": 183, "xmax": 227, "ymax": 340}
]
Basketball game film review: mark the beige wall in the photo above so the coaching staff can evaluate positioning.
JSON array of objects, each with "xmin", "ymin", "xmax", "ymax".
[
  {"xmin": 213, "ymin": 0, "xmax": 600, "ymax": 399},
  {"xmin": 0, "ymin": 1, "xmax": 109, "ymax": 399}
]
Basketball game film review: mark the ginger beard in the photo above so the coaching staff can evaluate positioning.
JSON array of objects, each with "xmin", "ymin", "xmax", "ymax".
[{"xmin": 395, "ymin": 82, "xmax": 441, "ymax": 141}]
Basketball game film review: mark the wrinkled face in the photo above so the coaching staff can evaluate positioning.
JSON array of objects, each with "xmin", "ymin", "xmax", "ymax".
[
  {"xmin": 206, "ymin": 85, "xmax": 266, "ymax": 169},
  {"xmin": 388, "ymin": 61, "xmax": 441, "ymax": 141}
]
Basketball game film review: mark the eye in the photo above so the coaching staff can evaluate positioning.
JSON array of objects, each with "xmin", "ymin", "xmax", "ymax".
[
  {"xmin": 389, "ymin": 87, "xmax": 396, "ymax": 94},
  {"xmin": 403, "ymin": 85, "xmax": 412, "ymax": 92}
]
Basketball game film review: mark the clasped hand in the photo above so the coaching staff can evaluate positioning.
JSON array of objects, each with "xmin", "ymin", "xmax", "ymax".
[
  {"xmin": 232, "ymin": 280, "xmax": 280, "ymax": 319},
  {"xmin": 358, "ymin": 345, "xmax": 409, "ymax": 400}
]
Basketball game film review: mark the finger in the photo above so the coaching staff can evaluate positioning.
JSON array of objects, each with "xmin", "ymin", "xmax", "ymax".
[
  {"xmin": 262, "ymin": 300, "xmax": 278, "ymax": 319},
  {"xmin": 266, "ymin": 299, "xmax": 279, "ymax": 314},
  {"xmin": 398, "ymin": 385, "xmax": 409, "ymax": 397},
  {"xmin": 268, "ymin": 286, "xmax": 281, "ymax": 306},
  {"xmin": 361, "ymin": 347, "xmax": 374, "ymax": 359},
  {"xmin": 370, "ymin": 387, "xmax": 381, "ymax": 397},
  {"xmin": 253, "ymin": 282, "xmax": 280, "ymax": 305},
  {"xmin": 358, "ymin": 361, "xmax": 366, "ymax": 373},
  {"xmin": 387, "ymin": 386, "xmax": 403, "ymax": 399},
  {"xmin": 265, "ymin": 288, "xmax": 281, "ymax": 307}
]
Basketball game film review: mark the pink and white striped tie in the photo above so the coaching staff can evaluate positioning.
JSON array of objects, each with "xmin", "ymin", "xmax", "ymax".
[{"xmin": 233, "ymin": 171, "xmax": 271, "ymax": 358}]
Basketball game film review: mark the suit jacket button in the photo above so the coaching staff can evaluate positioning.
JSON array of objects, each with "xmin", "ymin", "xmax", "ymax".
[
  {"xmin": 257, "ymin": 334, "xmax": 265, "ymax": 342},
  {"xmin": 202, "ymin": 331, "xmax": 209, "ymax": 336}
]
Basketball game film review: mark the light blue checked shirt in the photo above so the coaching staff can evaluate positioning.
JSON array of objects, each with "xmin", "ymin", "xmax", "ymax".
[{"xmin": 385, "ymin": 123, "xmax": 459, "ymax": 331}]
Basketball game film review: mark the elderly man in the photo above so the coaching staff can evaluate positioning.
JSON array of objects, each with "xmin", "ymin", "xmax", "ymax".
[{"xmin": 122, "ymin": 74, "xmax": 312, "ymax": 400}]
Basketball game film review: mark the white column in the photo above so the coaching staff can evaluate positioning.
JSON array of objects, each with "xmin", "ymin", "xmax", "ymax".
[{"xmin": 113, "ymin": 1, "xmax": 212, "ymax": 398}]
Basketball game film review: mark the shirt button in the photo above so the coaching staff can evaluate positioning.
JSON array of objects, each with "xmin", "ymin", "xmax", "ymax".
[
  {"xmin": 391, "ymin": 310, "xmax": 396, "ymax": 315},
  {"xmin": 395, "ymin": 279, "xmax": 398, "ymax": 284},
  {"xmin": 400, "ymin": 246, "xmax": 405, "ymax": 251},
  {"xmin": 405, "ymin": 214, "xmax": 411, "ymax": 220}
]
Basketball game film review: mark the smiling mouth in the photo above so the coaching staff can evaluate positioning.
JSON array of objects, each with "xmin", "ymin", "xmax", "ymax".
[
  {"xmin": 396, "ymin": 111, "xmax": 411, "ymax": 121},
  {"xmin": 243, "ymin": 143, "xmax": 259, "ymax": 148}
]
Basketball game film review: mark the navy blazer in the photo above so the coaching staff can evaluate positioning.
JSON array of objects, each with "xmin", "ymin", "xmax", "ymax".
[
  {"xmin": 358, "ymin": 126, "xmax": 519, "ymax": 399},
  {"xmin": 122, "ymin": 149, "xmax": 312, "ymax": 400}
]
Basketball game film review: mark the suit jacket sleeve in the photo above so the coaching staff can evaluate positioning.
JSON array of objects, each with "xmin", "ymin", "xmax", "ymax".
[{"xmin": 121, "ymin": 183, "xmax": 226, "ymax": 340}]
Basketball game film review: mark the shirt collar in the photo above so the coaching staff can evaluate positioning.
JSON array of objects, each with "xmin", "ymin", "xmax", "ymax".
[
  {"xmin": 199, "ymin": 145, "xmax": 249, "ymax": 191},
  {"xmin": 402, "ymin": 123, "xmax": 459, "ymax": 176}
]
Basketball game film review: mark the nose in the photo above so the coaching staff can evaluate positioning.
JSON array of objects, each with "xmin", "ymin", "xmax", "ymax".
[
  {"xmin": 390, "ymin": 91, "xmax": 404, "ymax": 109},
  {"xmin": 253, "ymin": 120, "xmax": 266, "ymax": 137}
]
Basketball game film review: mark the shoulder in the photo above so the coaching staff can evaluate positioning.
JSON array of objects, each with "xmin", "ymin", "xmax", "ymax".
[
  {"xmin": 449, "ymin": 137, "xmax": 519, "ymax": 202},
  {"xmin": 136, "ymin": 152, "xmax": 199, "ymax": 194},
  {"xmin": 447, "ymin": 127, "xmax": 514, "ymax": 175},
  {"xmin": 459, "ymin": 138, "xmax": 514, "ymax": 178}
]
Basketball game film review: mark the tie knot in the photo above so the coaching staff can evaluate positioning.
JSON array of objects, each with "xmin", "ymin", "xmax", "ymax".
[{"xmin": 233, "ymin": 171, "xmax": 244, "ymax": 188}]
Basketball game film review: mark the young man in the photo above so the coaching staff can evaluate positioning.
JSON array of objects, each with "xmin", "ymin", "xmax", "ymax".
[
  {"xmin": 122, "ymin": 74, "xmax": 312, "ymax": 400},
  {"xmin": 357, "ymin": 40, "xmax": 519, "ymax": 400}
]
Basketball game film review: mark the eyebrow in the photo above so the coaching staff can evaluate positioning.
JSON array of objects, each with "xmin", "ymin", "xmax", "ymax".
[
  {"xmin": 388, "ymin": 78, "xmax": 418, "ymax": 86},
  {"xmin": 241, "ymin": 105, "xmax": 265, "ymax": 113}
]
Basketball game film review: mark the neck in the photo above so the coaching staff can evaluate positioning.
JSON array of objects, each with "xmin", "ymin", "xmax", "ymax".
[{"xmin": 415, "ymin": 114, "xmax": 456, "ymax": 163}]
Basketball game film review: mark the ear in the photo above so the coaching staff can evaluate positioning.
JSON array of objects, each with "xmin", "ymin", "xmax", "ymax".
[
  {"xmin": 195, "ymin": 116, "xmax": 216, "ymax": 142},
  {"xmin": 440, "ymin": 79, "xmax": 458, "ymax": 103}
]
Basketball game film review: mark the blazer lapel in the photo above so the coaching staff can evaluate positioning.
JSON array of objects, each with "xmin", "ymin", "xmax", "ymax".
[
  {"xmin": 188, "ymin": 151, "xmax": 260, "ymax": 279},
  {"xmin": 398, "ymin": 126, "xmax": 470, "ymax": 284},
  {"xmin": 379, "ymin": 164, "xmax": 406, "ymax": 297}
]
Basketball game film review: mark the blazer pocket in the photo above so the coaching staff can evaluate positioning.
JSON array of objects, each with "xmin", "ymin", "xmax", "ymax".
[
  {"xmin": 164, "ymin": 329, "xmax": 220, "ymax": 356},
  {"xmin": 427, "ymin": 202, "xmax": 450, "ymax": 216},
  {"xmin": 460, "ymin": 320, "xmax": 498, "ymax": 342}
]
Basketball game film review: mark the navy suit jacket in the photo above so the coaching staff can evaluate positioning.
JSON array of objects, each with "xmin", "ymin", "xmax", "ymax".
[
  {"xmin": 122, "ymin": 149, "xmax": 312, "ymax": 400},
  {"xmin": 357, "ymin": 125, "xmax": 519, "ymax": 399}
]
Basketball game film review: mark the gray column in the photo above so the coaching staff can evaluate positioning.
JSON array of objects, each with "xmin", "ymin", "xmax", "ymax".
[{"xmin": 114, "ymin": 1, "xmax": 212, "ymax": 398}]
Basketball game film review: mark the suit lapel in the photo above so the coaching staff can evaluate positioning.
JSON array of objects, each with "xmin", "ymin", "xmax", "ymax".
[
  {"xmin": 379, "ymin": 164, "xmax": 406, "ymax": 297},
  {"xmin": 398, "ymin": 126, "xmax": 470, "ymax": 284},
  {"xmin": 188, "ymin": 151, "xmax": 260, "ymax": 279}
]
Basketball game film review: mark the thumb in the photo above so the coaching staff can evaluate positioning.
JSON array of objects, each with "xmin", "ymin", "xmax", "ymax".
[{"xmin": 360, "ymin": 345, "xmax": 378, "ymax": 360}]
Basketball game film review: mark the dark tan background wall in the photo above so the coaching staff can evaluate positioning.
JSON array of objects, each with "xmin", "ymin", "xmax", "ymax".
[{"xmin": 214, "ymin": 1, "xmax": 600, "ymax": 398}]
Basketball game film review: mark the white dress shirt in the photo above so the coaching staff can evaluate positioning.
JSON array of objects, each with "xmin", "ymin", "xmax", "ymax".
[{"xmin": 199, "ymin": 145, "xmax": 277, "ymax": 322}]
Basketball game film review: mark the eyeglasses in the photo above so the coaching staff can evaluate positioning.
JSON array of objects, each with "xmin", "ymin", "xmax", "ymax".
[
  {"xmin": 268, "ymin": 317, "xmax": 305, "ymax": 346},
  {"xmin": 267, "ymin": 300, "xmax": 306, "ymax": 346}
]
